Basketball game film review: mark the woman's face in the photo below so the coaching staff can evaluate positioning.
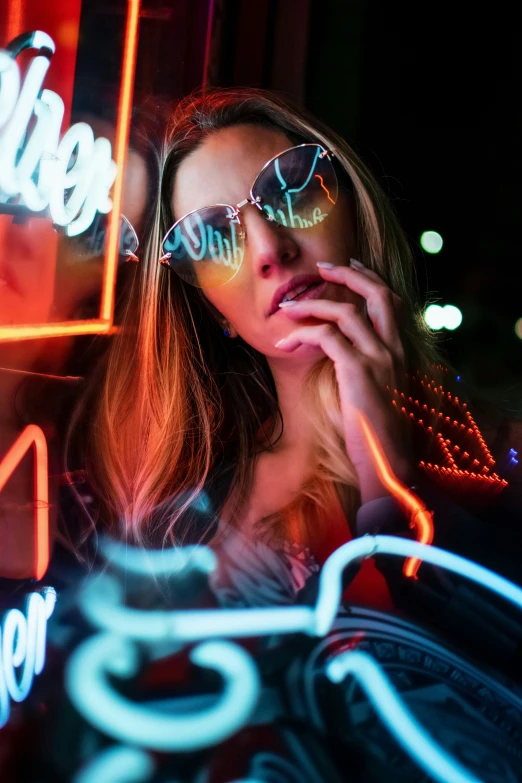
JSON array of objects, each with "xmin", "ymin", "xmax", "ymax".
[{"xmin": 173, "ymin": 124, "xmax": 361, "ymax": 360}]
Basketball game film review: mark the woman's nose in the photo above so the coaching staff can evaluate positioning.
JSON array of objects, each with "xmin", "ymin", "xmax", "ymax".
[{"xmin": 241, "ymin": 206, "xmax": 300, "ymax": 278}]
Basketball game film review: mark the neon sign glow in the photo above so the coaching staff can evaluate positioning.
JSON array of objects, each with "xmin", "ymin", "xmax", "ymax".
[
  {"xmin": 0, "ymin": 0, "xmax": 140, "ymax": 343},
  {"xmin": 355, "ymin": 409, "xmax": 434, "ymax": 578},
  {"xmin": 326, "ymin": 650, "xmax": 481, "ymax": 783},
  {"xmin": 99, "ymin": 537, "xmax": 217, "ymax": 577},
  {"xmin": 76, "ymin": 535, "xmax": 522, "ymax": 644},
  {"xmin": 0, "ymin": 32, "xmax": 116, "ymax": 235},
  {"xmin": 66, "ymin": 636, "xmax": 260, "ymax": 752},
  {"xmin": 0, "ymin": 587, "xmax": 56, "ymax": 728},
  {"xmin": 0, "ymin": 424, "xmax": 49, "ymax": 580},
  {"xmin": 74, "ymin": 746, "xmax": 155, "ymax": 783},
  {"xmin": 66, "ymin": 532, "xmax": 522, "ymax": 783},
  {"xmin": 63, "ymin": 411, "xmax": 514, "ymax": 781},
  {"xmin": 74, "ymin": 744, "xmax": 264, "ymax": 783}
]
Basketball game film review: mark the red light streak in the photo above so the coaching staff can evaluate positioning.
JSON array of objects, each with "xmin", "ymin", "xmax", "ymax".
[
  {"xmin": 202, "ymin": 0, "xmax": 215, "ymax": 92},
  {"xmin": 100, "ymin": 0, "xmax": 140, "ymax": 322},
  {"xmin": 5, "ymin": 0, "xmax": 24, "ymax": 43},
  {"xmin": 0, "ymin": 425, "xmax": 49, "ymax": 580},
  {"xmin": 314, "ymin": 174, "xmax": 336, "ymax": 205},
  {"xmin": 356, "ymin": 410, "xmax": 434, "ymax": 579},
  {"xmin": 0, "ymin": 1, "xmax": 141, "ymax": 342}
]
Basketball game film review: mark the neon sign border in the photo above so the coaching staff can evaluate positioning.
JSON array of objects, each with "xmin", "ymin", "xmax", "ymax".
[{"xmin": 0, "ymin": 0, "xmax": 140, "ymax": 343}]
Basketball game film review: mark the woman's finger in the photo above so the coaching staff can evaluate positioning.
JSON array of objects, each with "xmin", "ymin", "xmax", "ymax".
[
  {"xmin": 278, "ymin": 297, "xmax": 389, "ymax": 362},
  {"xmin": 316, "ymin": 262, "xmax": 404, "ymax": 359},
  {"xmin": 350, "ymin": 260, "xmax": 405, "ymax": 315},
  {"xmin": 274, "ymin": 322, "xmax": 360, "ymax": 368}
]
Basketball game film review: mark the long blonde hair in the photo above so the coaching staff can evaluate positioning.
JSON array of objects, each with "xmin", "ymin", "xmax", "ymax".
[{"xmin": 72, "ymin": 87, "xmax": 443, "ymax": 551}]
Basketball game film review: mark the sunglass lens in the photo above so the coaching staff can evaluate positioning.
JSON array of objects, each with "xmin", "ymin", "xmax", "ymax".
[
  {"xmin": 63, "ymin": 213, "xmax": 138, "ymax": 262},
  {"xmin": 120, "ymin": 215, "xmax": 139, "ymax": 259},
  {"xmin": 162, "ymin": 205, "xmax": 245, "ymax": 288},
  {"xmin": 253, "ymin": 145, "xmax": 338, "ymax": 229}
]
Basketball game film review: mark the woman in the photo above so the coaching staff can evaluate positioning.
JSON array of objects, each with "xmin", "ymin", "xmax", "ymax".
[{"xmin": 74, "ymin": 88, "xmax": 519, "ymax": 608}]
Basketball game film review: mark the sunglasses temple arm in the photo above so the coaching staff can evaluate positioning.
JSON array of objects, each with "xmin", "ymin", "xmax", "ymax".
[
  {"xmin": 124, "ymin": 250, "xmax": 140, "ymax": 263},
  {"xmin": 158, "ymin": 252, "xmax": 171, "ymax": 267}
]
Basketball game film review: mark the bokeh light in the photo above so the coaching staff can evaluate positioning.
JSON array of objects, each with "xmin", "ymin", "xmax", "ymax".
[
  {"xmin": 515, "ymin": 318, "xmax": 522, "ymax": 340},
  {"xmin": 424, "ymin": 304, "xmax": 463, "ymax": 331},
  {"xmin": 424, "ymin": 304, "xmax": 445, "ymax": 329},
  {"xmin": 443, "ymin": 305, "xmax": 463, "ymax": 330},
  {"xmin": 420, "ymin": 231, "xmax": 444, "ymax": 254}
]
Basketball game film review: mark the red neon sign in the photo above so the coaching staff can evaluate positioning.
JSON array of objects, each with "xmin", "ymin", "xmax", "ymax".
[
  {"xmin": 357, "ymin": 410, "xmax": 434, "ymax": 579},
  {"xmin": 0, "ymin": 0, "xmax": 140, "ymax": 342},
  {"xmin": 0, "ymin": 425, "xmax": 49, "ymax": 580}
]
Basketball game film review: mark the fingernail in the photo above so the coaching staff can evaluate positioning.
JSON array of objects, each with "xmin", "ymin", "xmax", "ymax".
[
  {"xmin": 275, "ymin": 337, "xmax": 289, "ymax": 347},
  {"xmin": 350, "ymin": 258, "xmax": 365, "ymax": 269},
  {"xmin": 316, "ymin": 261, "xmax": 335, "ymax": 269},
  {"xmin": 279, "ymin": 300, "xmax": 298, "ymax": 307}
]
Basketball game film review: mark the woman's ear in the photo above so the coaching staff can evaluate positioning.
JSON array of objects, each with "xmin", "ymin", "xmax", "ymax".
[{"xmin": 222, "ymin": 321, "xmax": 239, "ymax": 338}]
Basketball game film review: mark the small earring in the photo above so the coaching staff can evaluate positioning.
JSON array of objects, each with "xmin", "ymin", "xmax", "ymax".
[{"xmin": 223, "ymin": 328, "xmax": 231, "ymax": 337}]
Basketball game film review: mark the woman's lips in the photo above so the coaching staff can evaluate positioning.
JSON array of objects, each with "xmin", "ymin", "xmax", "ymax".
[{"xmin": 272, "ymin": 281, "xmax": 328, "ymax": 313}]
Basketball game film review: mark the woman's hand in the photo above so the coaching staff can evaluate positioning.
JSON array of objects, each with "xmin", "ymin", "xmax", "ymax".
[{"xmin": 274, "ymin": 259, "xmax": 414, "ymax": 504}]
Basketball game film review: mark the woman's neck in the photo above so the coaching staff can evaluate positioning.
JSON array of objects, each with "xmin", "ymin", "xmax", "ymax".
[{"xmin": 265, "ymin": 357, "xmax": 316, "ymax": 454}]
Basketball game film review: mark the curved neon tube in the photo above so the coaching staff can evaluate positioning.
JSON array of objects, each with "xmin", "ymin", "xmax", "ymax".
[
  {"xmin": 66, "ymin": 637, "xmax": 260, "ymax": 752},
  {"xmin": 0, "ymin": 587, "xmax": 56, "ymax": 727},
  {"xmin": 98, "ymin": 538, "xmax": 217, "ymax": 577},
  {"xmin": 73, "ymin": 746, "xmax": 155, "ymax": 783},
  {"xmin": 86, "ymin": 535, "xmax": 522, "ymax": 643},
  {"xmin": 327, "ymin": 650, "xmax": 482, "ymax": 783},
  {"xmin": 356, "ymin": 410, "xmax": 434, "ymax": 578}
]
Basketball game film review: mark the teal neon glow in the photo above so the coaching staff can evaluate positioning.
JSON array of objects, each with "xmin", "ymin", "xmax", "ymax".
[
  {"xmin": 0, "ymin": 35, "xmax": 117, "ymax": 236},
  {"xmin": 66, "ymin": 637, "xmax": 260, "ymax": 751},
  {"xmin": 167, "ymin": 211, "xmax": 243, "ymax": 268},
  {"xmin": 68, "ymin": 537, "xmax": 522, "ymax": 776},
  {"xmin": 326, "ymin": 651, "xmax": 481, "ymax": 783},
  {"xmin": 98, "ymin": 538, "xmax": 217, "ymax": 577},
  {"xmin": 420, "ymin": 230, "xmax": 444, "ymax": 254},
  {"xmin": 274, "ymin": 157, "xmax": 287, "ymax": 190},
  {"xmin": 82, "ymin": 535, "xmax": 522, "ymax": 643},
  {"xmin": 262, "ymin": 196, "xmax": 327, "ymax": 228},
  {"xmin": 74, "ymin": 746, "xmax": 156, "ymax": 783},
  {"xmin": 75, "ymin": 744, "xmax": 265, "ymax": 783},
  {"xmin": 0, "ymin": 587, "xmax": 56, "ymax": 727},
  {"xmin": 78, "ymin": 571, "xmax": 313, "ymax": 641},
  {"xmin": 274, "ymin": 146, "xmax": 320, "ymax": 194},
  {"xmin": 75, "ymin": 745, "xmax": 261, "ymax": 783}
]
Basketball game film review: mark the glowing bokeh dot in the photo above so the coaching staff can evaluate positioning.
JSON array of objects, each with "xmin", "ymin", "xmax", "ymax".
[
  {"xmin": 420, "ymin": 231, "xmax": 444, "ymax": 254},
  {"xmin": 515, "ymin": 318, "xmax": 522, "ymax": 340},
  {"xmin": 424, "ymin": 304, "xmax": 462, "ymax": 330},
  {"xmin": 424, "ymin": 304, "xmax": 445, "ymax": 329},
  {"xmin": 443, "ymin": 305, "xmax": 462, "ymax": 330}
]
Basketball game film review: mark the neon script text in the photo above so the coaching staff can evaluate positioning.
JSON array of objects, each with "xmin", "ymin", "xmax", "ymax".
[
  {"xmin": 0, "ymin": 31, "xmax": 117, "ymax": 237},
  {"xmin": 0, "ymin": 587, "xmax": 56, "ymax": 728}
]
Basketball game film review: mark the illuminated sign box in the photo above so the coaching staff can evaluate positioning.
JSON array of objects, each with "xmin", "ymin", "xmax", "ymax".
[{"xmin": 0, "ymin": 1, "xmax": 140, "ymax": 342}]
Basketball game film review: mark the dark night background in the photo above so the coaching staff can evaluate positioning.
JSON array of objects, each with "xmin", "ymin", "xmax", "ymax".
[
  {"xmin": 211, "ymin": 0, "xmax": 522, "ymax": 412},
  {"xmin": 75, "ymin": 0, "xmax": 522, "ymax": 411}
]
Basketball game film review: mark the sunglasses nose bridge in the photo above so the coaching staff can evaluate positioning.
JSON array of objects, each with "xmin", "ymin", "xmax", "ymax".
[
  {"xmin": 234, "ymin": 195, "xmax": 262, "ymax": 214},
  {"xmin": 230, "ymin": 195, "xmax": 264, "ymax": 236}
]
